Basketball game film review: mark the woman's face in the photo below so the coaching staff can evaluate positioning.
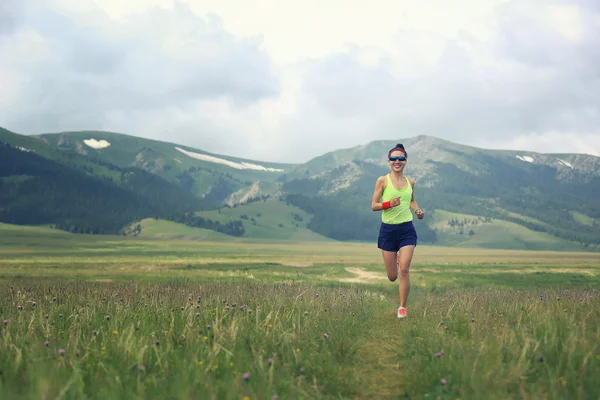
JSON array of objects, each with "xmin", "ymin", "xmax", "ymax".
[{"xmin": 388, "ymin": 150, "xmax": 407, "ymax": 172}]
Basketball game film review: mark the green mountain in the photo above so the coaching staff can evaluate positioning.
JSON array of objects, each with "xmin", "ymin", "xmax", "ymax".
[
  {"xmin": 0, "ymin": 129, "xmax": 214, "ymax": 234},
  {"xmin": 35, "ymin": 130, "xmax": 292, "ymax": 203},
  {"xmin": 2, "ymin": 127, "xmax": 599, "ymax": 250}
]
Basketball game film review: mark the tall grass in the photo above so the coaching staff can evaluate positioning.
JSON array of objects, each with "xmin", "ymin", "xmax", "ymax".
[
  {"xmin": 0, "ymin": 280, "xmax": 383, "ymax": 399},
  {"xmin": 389, "ymin": 288, "xmax": 600, "ymax": 399}
]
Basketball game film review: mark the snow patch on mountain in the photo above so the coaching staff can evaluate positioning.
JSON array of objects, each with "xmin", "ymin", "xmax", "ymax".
[
  {"xmin": 557, "ymin": 158, "xmax": 574, "ymax": 169},
  {"xmin": 83, "ymin": 139, "xmax": 111, "ymax": 149},
  {"xmin": 175, "ymin": 147, "xmax": 283, "ymax": 172},
  {"xmin": 516, "ymin": 155, "xmax": 534, "ymax": 163}
]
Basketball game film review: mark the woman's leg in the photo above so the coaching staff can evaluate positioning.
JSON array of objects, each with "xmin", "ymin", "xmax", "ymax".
[
  {"xmin": 398, "ymin": 245, "xmax": 415, "ymax": 308},
  {"xmin": 381, "ymin": 250, "xmax": 399, "ymax": 281}
]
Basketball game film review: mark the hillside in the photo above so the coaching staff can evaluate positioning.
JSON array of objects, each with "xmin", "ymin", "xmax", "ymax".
[
  {"xmin": 278, "ymin": 136, "xmax": 600, "ymax": 248},
  {"xmin": 0, "ymin": 139, "xmax": 213, "ymax": 234},
  {"xmin": 1, "ymin": 126, "xmax": 599, "ymax": 250},
  {"xmin": 35, "ymin": 130, "xmax": 293, "ymax": 202}
]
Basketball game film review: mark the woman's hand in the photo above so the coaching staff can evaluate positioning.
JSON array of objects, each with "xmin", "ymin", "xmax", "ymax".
[
  {"xmin": 390, "ymin": 197, "xmax": 401, "ymax": 207},
  {"xmin": 415, "ymin": 208, "xmax": 425, "ymax": 219}
]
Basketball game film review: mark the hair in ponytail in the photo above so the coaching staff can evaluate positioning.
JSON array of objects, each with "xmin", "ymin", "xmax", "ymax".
[{"xmin": 388, "ymin": 143, "xmax": 407, "ymax": 157}]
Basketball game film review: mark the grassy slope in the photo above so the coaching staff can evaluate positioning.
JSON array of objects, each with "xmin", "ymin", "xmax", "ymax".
[
  {"xmin": 0, "ymin": 222, "xmax": 73, "ymax": 237},
  {"xmin": 571, "ymin": 211, "xmax": 599, "ymax": 226},
  {"xmin": 195, "ymin": 198, "xmax": 334, "ymax": 241},
  {"xmin": 430, "ymin": 210, "xmax": 583, "ymax": 251}
]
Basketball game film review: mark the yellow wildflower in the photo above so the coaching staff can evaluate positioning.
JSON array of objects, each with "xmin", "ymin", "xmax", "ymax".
[
  {"xmin": 112, "ymin": 330, "xmax": 118, "ymax": 335},
  {"xmin": 560, "ymin": 377, "xmax": 567, "ymax": 387}
]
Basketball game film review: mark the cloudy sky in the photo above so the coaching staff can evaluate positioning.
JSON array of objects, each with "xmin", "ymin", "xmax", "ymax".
[{"xmin": 1, "ymin": 0, "xmax": 599, "ymax": 162}]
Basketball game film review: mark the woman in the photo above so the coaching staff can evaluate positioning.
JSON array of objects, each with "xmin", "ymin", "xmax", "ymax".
[{"xmin": 371, "ymin": 143, "xmax": 424, "ymax": 318}]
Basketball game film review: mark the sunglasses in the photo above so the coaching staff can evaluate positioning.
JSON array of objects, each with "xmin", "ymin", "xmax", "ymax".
[{"xmin": 389, "ymin": 156, "xmax": 406, "ymax": 162}]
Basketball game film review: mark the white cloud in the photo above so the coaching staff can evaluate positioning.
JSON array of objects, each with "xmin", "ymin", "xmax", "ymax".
[
  {"xmin": 485, "ymin": 132, "xmax": 600, "ymax": 157},
  {"xmin": 0, "ymin": 0, "xmax": 598, "ymax": 163}
]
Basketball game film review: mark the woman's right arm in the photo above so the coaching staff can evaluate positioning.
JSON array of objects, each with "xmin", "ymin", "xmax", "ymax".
[{"xmin": 371, "ymin": 176, "xmax": 385, "ymax": 211}]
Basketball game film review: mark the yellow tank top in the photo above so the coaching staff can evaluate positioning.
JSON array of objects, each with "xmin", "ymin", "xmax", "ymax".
[{"xmin": 381, "ymin": 174, "xmax": 413, "ymax": 224}]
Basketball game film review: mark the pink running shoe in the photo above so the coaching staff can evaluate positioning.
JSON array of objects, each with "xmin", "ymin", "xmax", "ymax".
[{"xmin": 397, "ymin": 307, "xmax": 407, "ymax": 318}]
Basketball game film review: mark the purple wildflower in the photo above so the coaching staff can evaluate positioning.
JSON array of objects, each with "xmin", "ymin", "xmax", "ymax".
[
  {"xmin": 17, "ymin": 305, "xmax": 22, "ymax": 310},
  {"xmin": 471, "ymin": 318, "xmax": 475, "ymax": 323},
  {"xmin": 188, "ymin": 296, "xmax": 192, "ymax": 301},
  {"xmin": 105, "ymin": 315, "xmax": 110, "ymax": 321},
  {"xmin": 181, "ymin": 306, "xmax": 184, "ymax": 311},
  {"xmin": 2, "ymin": 320, "xmax": 7, "ymax": 325},
  {"xmin": 32, "ymin": 301, "xmax": 36, "ymax": 307},
  {"xmin": 434, "ymin": 351, "xmax": 444, "ymax": 358},
  {"xmin": 323, "ymin": 333, "xmax": 329, "ymax": 339},
  {"xmin": 197, "ymin": 295, "xmax": 201, "ymax": 300},
  {"xmin": 441, "ymin": 378, "xmax": 447, "ymax": 386},
  {"xmin": 242, "ymin": 372, "xmax": 250, "ymax": 381},
  {"xmin": 537, "ymin": 355, "xmax": 544, "ymax": 362},
  {"xmin": 196, "ymin": 312, "xmax": 200, "ymax": 317},
  {"xmin": 248, "ymin": 309, "xmax": 252, "ymax": 314},
  {"xmin": 59, "ymin": 314, "xmax": 63, "ymax": 318},
  {"xmin": 58, "ymin": 349, "xmax": 66, "ymax": 356},
  {"xmin": 207, "ymin": 324, "xmax": 212, "ymax": 329},
  {"xmin": 267, "ymin": 358, "xmax": 273, "ymax": 366},
  {"xmin": 443, "ymin": 326, "xmax": 448, "ymax": 331},
  {"xmin": 44, "ymin": 314, "xmax": 49, "ymax": 319},
  {"xmin": 299, "ymin": 367, "xmax": 305, "ymax": 374},
  {"xmin": 93, "ymin": 330, "xmax": 97, "ymax": 335},
  {"xmin": 45, "ymin": 340, "xmax": 49, "ymax": 347},
  {"xmin": 155, "ymin": 340, "xmax": 160, "ymax": 346},
  {"xmin": 304, "ymin": 311, "xmax": 308, "ymax": 316},
  {"xmin": 315, "ymin": 293, "xmax": 319, "ymax": 298}
]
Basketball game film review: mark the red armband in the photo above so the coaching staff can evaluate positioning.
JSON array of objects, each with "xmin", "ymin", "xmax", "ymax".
[{"xmin": 382, "ymin": 201, "xmax": 391, "ymax": 209}]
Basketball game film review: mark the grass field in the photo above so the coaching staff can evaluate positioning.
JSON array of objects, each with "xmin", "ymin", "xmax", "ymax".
[{"xmin": 1, "ymin": 224, "xmax": 599, "ymax": 399}]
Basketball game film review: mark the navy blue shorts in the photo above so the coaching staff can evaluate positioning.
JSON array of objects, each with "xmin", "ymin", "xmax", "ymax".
[{"xmin": 377, "ymin": 221, "xmax": 417, "ymax": 252}]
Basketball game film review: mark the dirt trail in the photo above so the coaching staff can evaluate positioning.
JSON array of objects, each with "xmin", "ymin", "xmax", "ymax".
[
  {"xmin": 341, "ymin": 267, "xmax": 388, "ymax": 283},
  {"xmin": 353, "ymin": 306, "xmax": 408, "ymax": 399}
]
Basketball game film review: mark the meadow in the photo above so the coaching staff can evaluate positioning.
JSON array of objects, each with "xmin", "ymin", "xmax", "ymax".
[{"xmin": 0, "ymin": 225, "xmax": 599, "ymax": 399}]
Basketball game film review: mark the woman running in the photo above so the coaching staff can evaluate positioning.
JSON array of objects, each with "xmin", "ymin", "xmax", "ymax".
[{"xmin": 371, "ymin": 143, "xmax": 424, "ymax": 318}]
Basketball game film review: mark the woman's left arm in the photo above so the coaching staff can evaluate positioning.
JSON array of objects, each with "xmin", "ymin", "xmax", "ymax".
[{"xmin": 409, "ymin": 178, "xmax": 424, "ymax": 219}]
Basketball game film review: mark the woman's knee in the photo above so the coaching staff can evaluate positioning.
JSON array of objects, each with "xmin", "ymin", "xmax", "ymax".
[
  {"xmin": 387, "ymin": 272, "xmax": 398, "ymax": 282},
  {"xmin": 399, "ymin": 265, "xmax": 410, "ymax": 278}
]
